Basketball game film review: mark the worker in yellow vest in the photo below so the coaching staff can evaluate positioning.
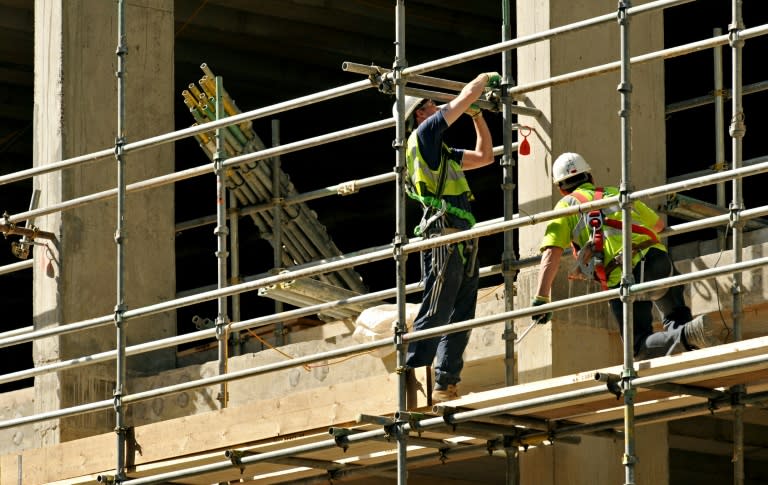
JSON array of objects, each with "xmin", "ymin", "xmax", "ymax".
[
  {"xmin": 532, "ymin": 152, "xmax": 728, "ymax": 358},
  {"xmin": 397, "ymin": 72, "xmax": 497, "ymax": 402}
]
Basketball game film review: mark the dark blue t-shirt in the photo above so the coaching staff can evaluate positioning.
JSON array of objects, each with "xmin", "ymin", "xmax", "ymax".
[{"xmin": 414, "ymin": 110, "xmax": 473, "ymax": 230}]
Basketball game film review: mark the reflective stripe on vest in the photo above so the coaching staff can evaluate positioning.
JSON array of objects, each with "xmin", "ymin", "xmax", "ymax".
[{"xmin": 406, "ymin": 132, "xmax": 473, "ymax": 199}]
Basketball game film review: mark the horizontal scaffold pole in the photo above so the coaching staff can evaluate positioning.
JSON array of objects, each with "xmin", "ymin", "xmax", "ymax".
[
  {"xmin": 3, "ymin": 118, "xmax": 394, "ymax": 226},
  {"xmin": 0, "ymin": 0, "xmax": 693, "ymax": 193},
  {"xmin": 0, "ymin": 259, "xmax": 32, "ymax": 276},
  {"xmin": 2, "ymin": 154, "xmax": 768, "ymax": 349},
  {"xmin": 0, "ymin": 79, "xmax": 376, "ymax": 188},
  {"xmin": 10, "ymin": 27, "xmax": 766, "ymax": 227},
  {"xmin": 507, "ymin": 23, "xmax": 768, "ymax": 97},
  {"xmin": 401, "ymin": 0, "xmax": 696, "ymax": 77},
  {"xmin": 2, "ymin": 254, "xmax": 767, "ymax": 431},
  {"xmin": 102, "ymin": 384, "xmax": 768, "ymax": 485},
  {"xmin": 10, "ymin": 197, "xmax": 768, "ymax": 382}
]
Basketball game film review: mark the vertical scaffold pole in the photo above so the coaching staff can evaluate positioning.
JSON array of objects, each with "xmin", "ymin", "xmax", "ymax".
[
  {"xmin": 713, "ymin": 28, "xmax": 727, "ymax": 251},
  {"xmin": 229, "ymin": 190, "xmax": 242, "ymax": 356},
  {"xmin": 272, "ymin": 120, "xmax": 286, "ymax": 346},
  {"xmin": 500, "ymin": 1, "xmax": 520, "ymax": 483},
  {"xmin": 617, "ymin": 2, "xmax": 637, "ymax": 484},
  {"xmin": 393, "ymin": 2, "xmax": 409, "ymax": 484},
  {"xmin": 214, "ymin": 76, "xmax": 230, "ymax": 409},
  {"xmin": 729, "ymin": 1, "xmax": 746, "ymax": 483},
  {"xmin": 113, "ymin": 0, "xmax": 128, "ymax": 480}
]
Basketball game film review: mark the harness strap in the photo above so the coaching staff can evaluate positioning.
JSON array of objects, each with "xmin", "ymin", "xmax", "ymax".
[
  {"xmin": 407, "ymin": 192, "xmax": 476, "ymax": 235},
  {"xmin": 603, "ymin": 239, "xmax": 659, "ymax": 277},
  {"xmin": 569, "ymin": 187, "xmax": 660, "ymax": 290}
]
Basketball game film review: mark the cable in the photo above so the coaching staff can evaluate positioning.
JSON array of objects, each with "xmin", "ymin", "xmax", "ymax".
[
  {"xmin": 175, "ymin": 0, "xmax": 209, "ymax": 38},
  {"xmin": 708, "ymin": 224, "xmax": 734, "ymax": 342}
]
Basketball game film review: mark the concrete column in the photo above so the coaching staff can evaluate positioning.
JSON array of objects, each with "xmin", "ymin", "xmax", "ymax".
[
  {"xmin": 515, "ymin": 1, "xmax": 668, "ymax": 483},
  {"xmin": 32, "ymin": 0, "xmax": 175, "ymax": 445}
]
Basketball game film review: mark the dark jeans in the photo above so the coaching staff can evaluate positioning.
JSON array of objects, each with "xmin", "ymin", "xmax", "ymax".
[
  {"xmin": 608, "ymin": 247, "xmax": 693, "ymax": 359},
  {"xmin": 406, "ymin": 241, "xmax": 479, "ymax": 388}
]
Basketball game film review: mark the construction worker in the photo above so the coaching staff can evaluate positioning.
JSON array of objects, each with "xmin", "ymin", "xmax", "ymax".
[
  {"xmin": 399, "ymin": 72, "xmax": 498, "ymax": 403},
  {"xmin": 532, "ymin": 152, "xmax": 727, "ymax": 359}
]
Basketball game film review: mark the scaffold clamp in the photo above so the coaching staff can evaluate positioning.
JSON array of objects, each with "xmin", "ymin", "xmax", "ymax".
[
  {"xmin": 441, "ymin": 411, "xmax": 458, "ymax": 432},
  {"xmin": 96, "ymin": 474, "xmax": 116, "ymax": 485},
  {"xmin": 397, "ymin": 411, "xmax": 425, "ymax": 433},
  {"xmin": 438, "ymin": 447, "xmax": 449, "ymax": 464},
  {"xmin": 729, "ymin": 201, "xmax": 744, "ymax": 229},
  {"xmin": 622, "ymin": 452, "xmax": 637, "ymax": 466},
  {"xmin": 595, "ymin": 372, "xmax": 623, "ymax": 400},
  {"xmin": 329, "ymin": 427, "xmax": 353, "ymax": 452},
  {"xmin": 226, "ymin": 449, "xmax": 247, "ymax": 475}
]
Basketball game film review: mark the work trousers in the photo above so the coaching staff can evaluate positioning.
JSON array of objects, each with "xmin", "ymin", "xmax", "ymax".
[
  {"xmin": 405, "ymin": 241, "xmax": 479, "ymax": 388},
  {"xmin": 608, "ymin": 247, "xmax": 694, "ymax": 359}
]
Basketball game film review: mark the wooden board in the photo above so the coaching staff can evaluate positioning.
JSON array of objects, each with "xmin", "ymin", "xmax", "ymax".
[
  {"xmin": 6, "ymin": 337, "xmax": 768, "ymax": 484},
  {"xmin": 0, "ymin": 369, "xmax": 430, "ymax": 485},
  {"xmin": 436, "ymin": 336, "xmax": 768, "ymax": 423}
]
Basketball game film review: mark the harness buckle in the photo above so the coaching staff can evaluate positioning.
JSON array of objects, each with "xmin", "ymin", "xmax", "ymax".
[
  {"xmin": 587, "ymin": 210, "xmax": 603, "ymax": 229},
  {"xmin": 416, "ymin": 199, "xmax": 448, "ymax": 236}
]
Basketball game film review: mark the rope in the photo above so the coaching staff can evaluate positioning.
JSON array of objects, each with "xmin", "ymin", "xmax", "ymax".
[{"xmin": 246, "ymin": 328, "xmax": 376, "ymax": 372}]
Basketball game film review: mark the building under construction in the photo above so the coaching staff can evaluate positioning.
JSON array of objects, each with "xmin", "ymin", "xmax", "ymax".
[{"xmin": 2, "ymin": 1, "xmax": 768, "ymax": 483}]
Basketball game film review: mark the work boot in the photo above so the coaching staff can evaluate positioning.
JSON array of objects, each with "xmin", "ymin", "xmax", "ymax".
[
  {"xmin": 431, "ymin": 384, "xmax": 459, "ymax": 404},
  {"xmin": 683, "ymin": 314, "xmax": 725, "ymax": 349}
]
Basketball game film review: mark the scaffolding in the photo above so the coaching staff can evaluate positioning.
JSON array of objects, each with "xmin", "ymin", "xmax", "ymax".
[{"xmin": 1, "ymin": 0, "xmax": 768, "ymax": 484}]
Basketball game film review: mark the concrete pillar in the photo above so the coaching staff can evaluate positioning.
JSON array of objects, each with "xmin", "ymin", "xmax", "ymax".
[
  {"xmin": 515, "ymin": 1, "xmax": 668, "ymax": 483},
  {"xmin": 32, "ymin": 0, "xmax": 175, "ymax": 445}
]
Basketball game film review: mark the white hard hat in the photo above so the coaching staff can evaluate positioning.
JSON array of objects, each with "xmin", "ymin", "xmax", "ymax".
[
  {"xmin": 392, "ymin": 96, "xmax": 425, "ymax": 126},
  {"xmin": 552, "ymin": 152, "xmax": 592, "ymax": 184}
]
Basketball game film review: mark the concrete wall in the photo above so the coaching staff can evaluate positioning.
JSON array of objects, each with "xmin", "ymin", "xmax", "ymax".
[
  {"xmin": 673, "ymin": 227, "xmax": 768, "ymax": 340},
  {"xmin": 32, "ymin": 0, "xmax": 175, "ymax": 445},
  {"xmin": 0, "ymin": 388, "xmax": 35, "ymax": 457},
  {"xmin": 515, "ymin": 1, "xmax": 669, "ymax": 483}
]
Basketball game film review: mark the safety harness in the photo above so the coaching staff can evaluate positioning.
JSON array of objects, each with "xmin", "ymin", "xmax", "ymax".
[
  {"xmin": 569, "ymin": 187, "xmax": 660, "ymax": 290},
  {"xmin": 405, "ymin": 143, "xmax": 479, "ymax": 276},
  {"xmin": 406, "ymin": 144, "xmax": 475, "ymax": 236}
]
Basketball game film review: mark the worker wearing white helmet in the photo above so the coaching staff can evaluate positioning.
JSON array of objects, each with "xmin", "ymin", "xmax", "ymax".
[
  {"xmin": 532, "ymin": 152, "xmax": 727, "ymax": 358},
  {"xmin": 396, "ymin": 72, "xmax": 498, "ymax": 403}
]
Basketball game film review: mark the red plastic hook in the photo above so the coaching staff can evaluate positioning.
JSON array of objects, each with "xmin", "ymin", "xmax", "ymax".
[{"xmin": 518, "ymin": 126, "xmax": 531, "ymax": 156}]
